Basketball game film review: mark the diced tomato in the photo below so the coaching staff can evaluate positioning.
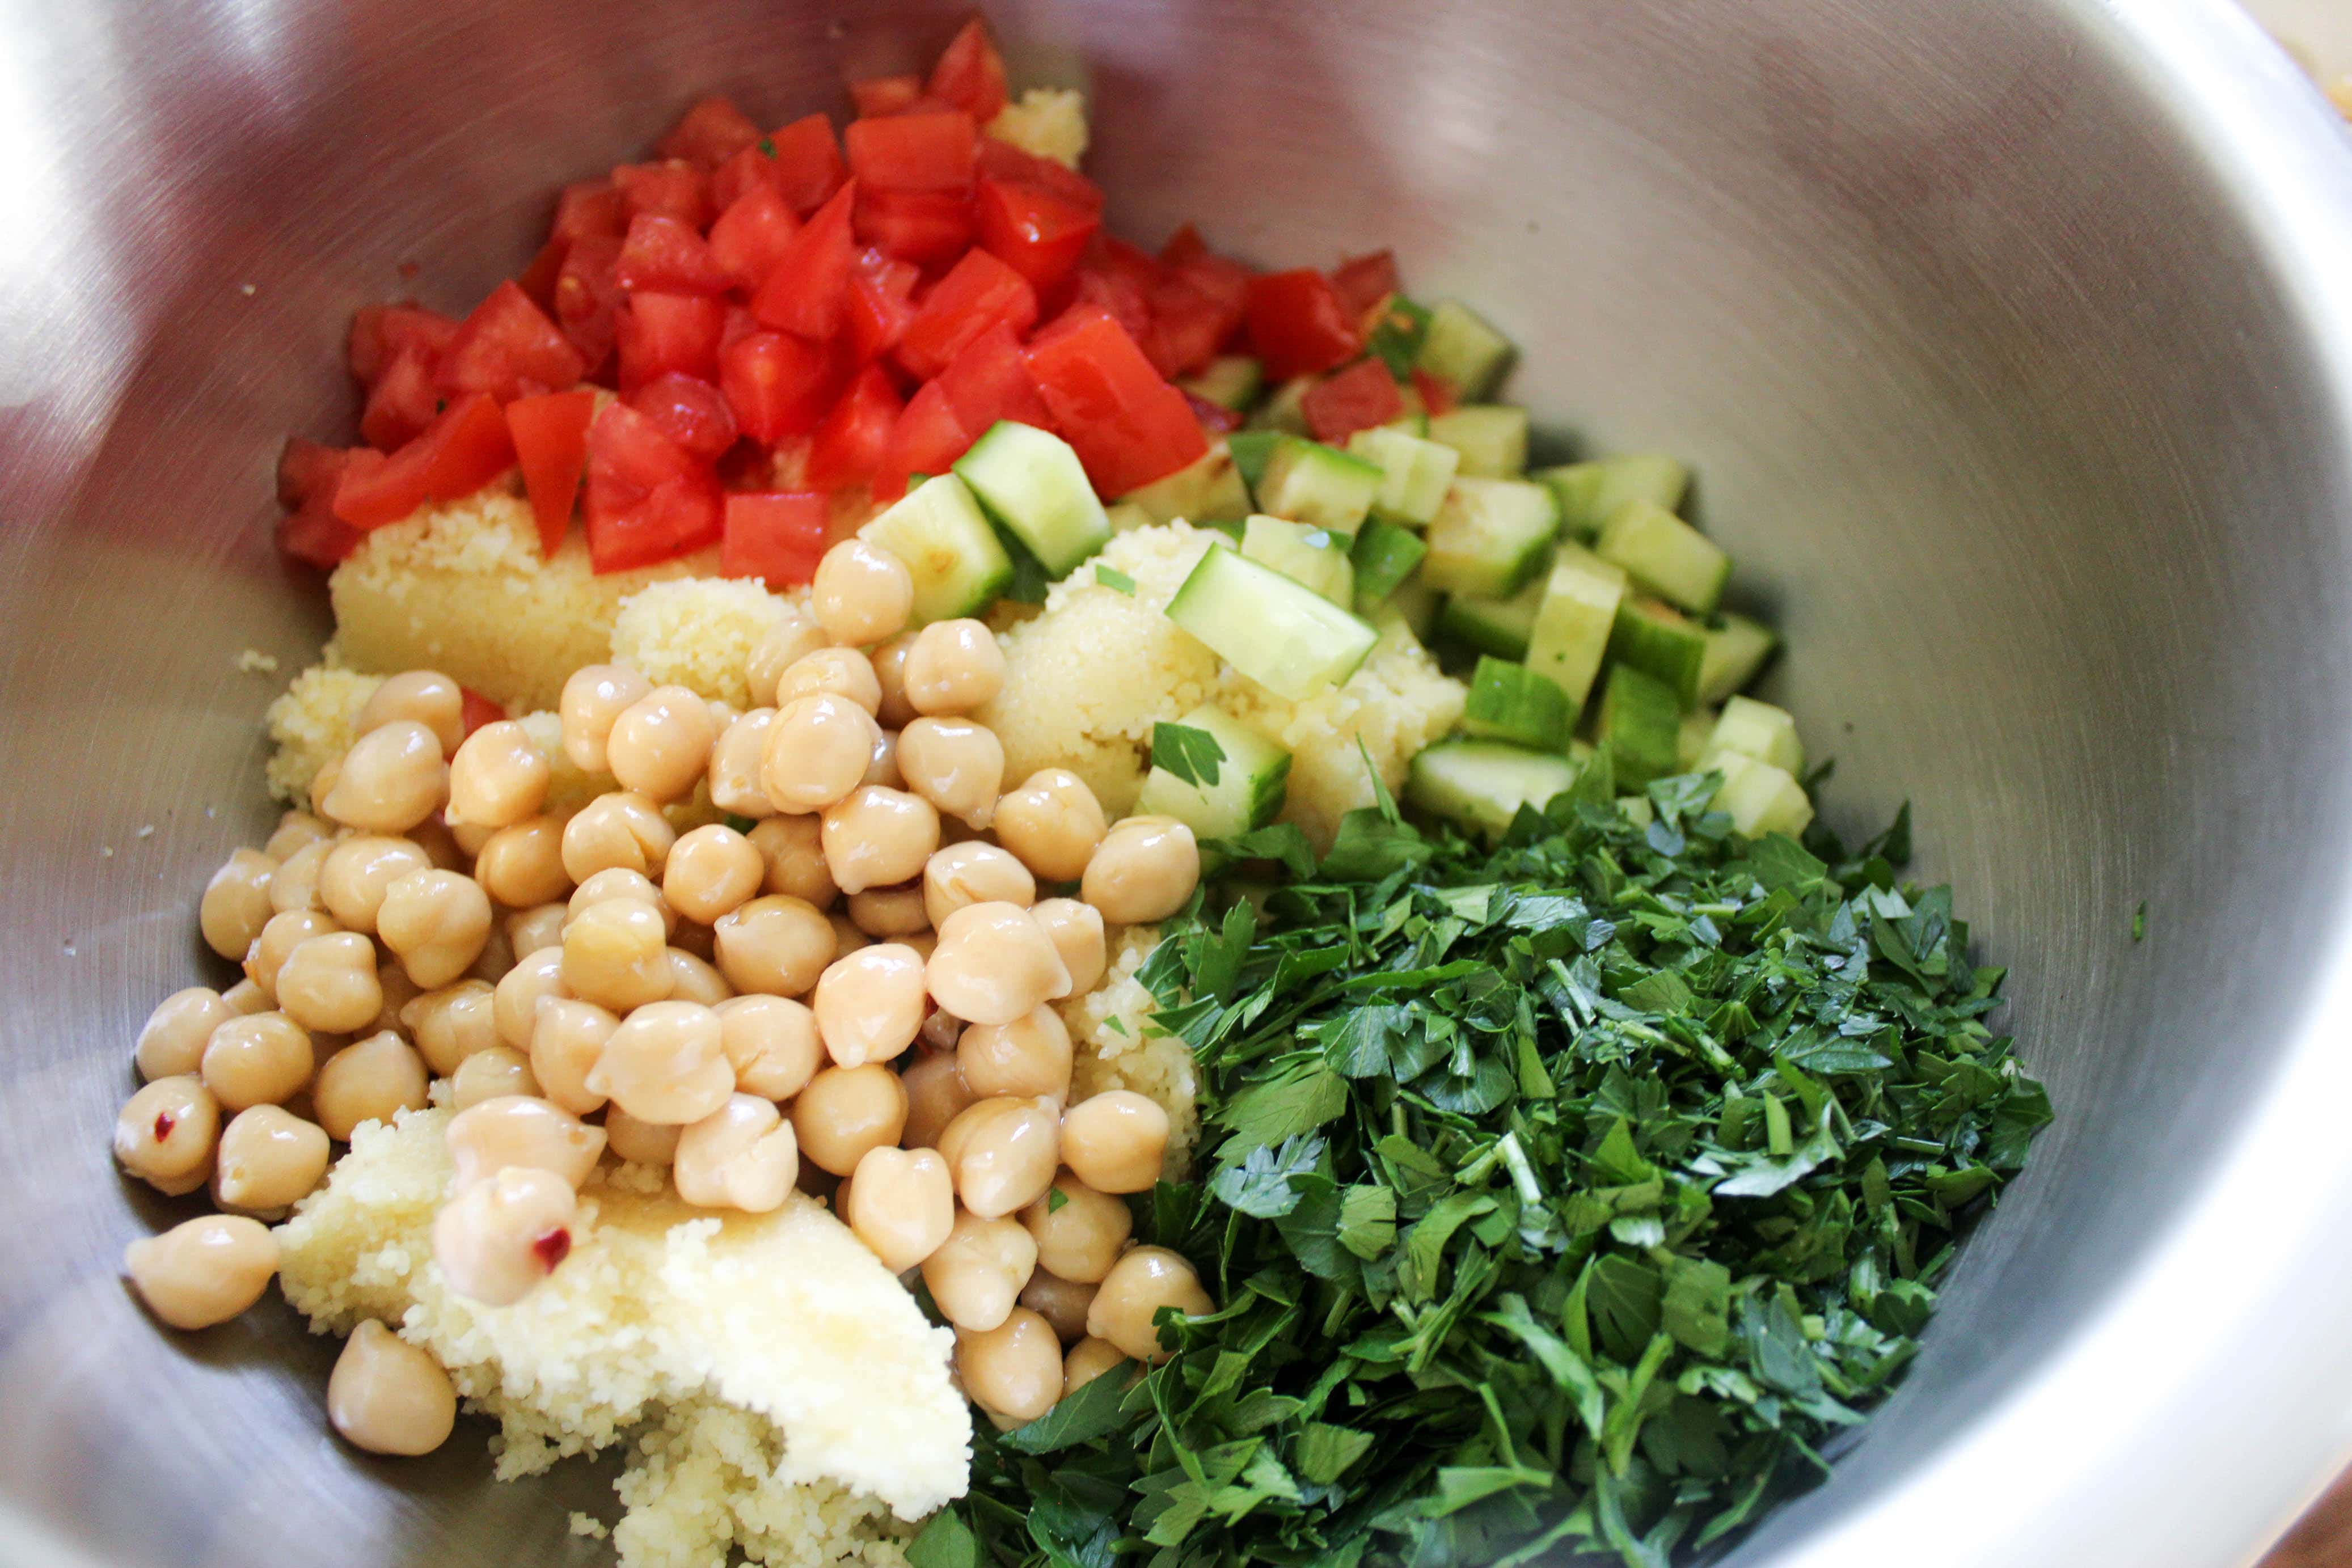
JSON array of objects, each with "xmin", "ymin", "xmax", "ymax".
[
  {"xmin": 1023, "ymin": 308, "xmax": 1207, "ymax": 495},
  {"xmin": 927, "ymin": 18, "xmax": 1008, "ymax": 122},
  {"xmin": 551, "ymin": 180, "xmax": 628, "ymax": 247},
  {"xmin": 974, "ymin": 177, "xmax": 1098, "ymax": 292},
  {"xmin": 1411, "ymin": 365, "xmax": 1456, "ymax": 416},
  {"xmin": 844, "ymin": 248, "xmax": 921, "ymax": 364},
  {"xmin": 615, "ymin": 214, "xmax": 732, "ymax": 295},
  {"xmin": 275, "ymin": 437, "xmax": 367, "ymax": 568},
  {"xmin": 845, "ymin": 111, "xmax": 977, "ymax": 193},
  {"xmin": 768, "ymin": 114, "xmax": 849, "ymax": 212},
  {"xmin": 719, "ymin": 332, "xmax": 838, "ymax": 443},
  {"xmin": 616, "ymin": 292, "xmax": 728, "ymax": 392},
  {"xmin": 805, "ymin": 362, "xmax": 904, "ymax": 490},
  {"xmin": 1245, "ymin": 268, "xmax": 1360, "ymax": 382},
  {"xmin": 516, "ymin": 238, "xmax": 569, "ymax": 312},
  {"xmin": 876, "ymin": 379, "xmax": 973, "ymax": 503},
  {"xmin": 584, "ymin": 401, "xmax": 723, "ymax": 572},
  {"xmin": 711, "ymin": 145, "xmax": 778, "ymax": 214},
  {"xmin": 706, "ymin": 184, "xmax": 800, "ymax": 292},
  {"xmin": 629, "ymin": 373, "xmax": 740, "ymax": 462},
  {"xmin": 1159, "ymin": 226, "xmax": 1254, "ymax": 318},
  {"xmin": 719, "ymin": 303, "xmax": 761, "ymax": 350},
  {"xmin": 976, "ymin": 138, "xmax": 1105, "ymax": 213},
  {"xmin": 277, "ymin": 436, "xmax": 348, "ymax": 510},
  {"xmin": 657, "ymin": 95, "xmax": 763, "ymax": 170},
  {"xmin": 849, "ymin": 75, "xmax": 924, "ymax": 118},
  {"xmin": 553, "ymin": 234, "xmax": 626, "ymax": 375},
  {"xmin": 1185, "ymin": 391, "xmax": 1244, "ymax": 434},
  {"xmin": 896, "ymin": 248, "xmax": 1036, "ymax": 380},
  {"xmin": 936, "ymin": 322, "xmax": 1053, "ymax": 433},
  {"xmin": 751, "ymin": 180, "xmax": 859, "ymax": 340},
  {"xmin": 1063, "ymin": 268, "xmax": 1153, "ymax": 350},
  {"xmin": 854, "ymin": 188, "xmax": 973, "ymax": 266},
  {"xmin": 348, "ymin": 303, "xmax": 459, "ymax": 387},
  {"xmin": 1331, "ymin": 249, "xmax": 1401, "ymax": 320},
  {"xmin": 459, "ymin": 687, "xmax": 508, "ymax": 737},
  {"xmin": 359, "ymin": 348, "xmax": 442, "ymax": 451},
  {"xmin": 1146, "ymin": 276, "xmax": 1242, "ymax": 378},
  {"xmin": 1302, "ymin": 356, "xmax": 1404, "ymax": 443},
  {"xmin": 505, "ymin": 388, "xmax": 597, "ymax": 555},
  {"xmin": 720, "ymin": 491, "xmax": 830, "ymax": 584},
  {"xmin": 334, "ymin": 394, "xmax": 517, "ymax": 529},
  {"xmin": 438, "ymin": 281, "xmax": 588, "ymax": 403},
  {"xmin": 611, "ymin": 161, "xmax": 713, "ymax": 230},
  {"xmin": 1158, "ymin": 223, "xmax": 1210, "ymax": 271}
]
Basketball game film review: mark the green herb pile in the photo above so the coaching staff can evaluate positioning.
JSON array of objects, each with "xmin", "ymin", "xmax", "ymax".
[{"xmin": 921, "ymin": 764, "xmax": 2050, "ymax": 1568}]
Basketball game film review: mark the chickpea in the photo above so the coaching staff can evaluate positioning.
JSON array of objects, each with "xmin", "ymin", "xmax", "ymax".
[
  {"xmin": 137, "ymin": 987, "xmax": 234, "ymax": 1081},
  {"xmin": 523, "ymin": 997, "xmax": 613, "ymax": 1115},
  {"xmin": 662, "ymin": 824, "xmax": 764, "ymax": 925},
  {"xmin": 939, "ymin": 1097, "xmax": 1062, "ymax": 1219},
  {"xmin": 848, "ymin": 882, "xmax": 929, "ymax": 937},
  {"xmin": 267, "ymin": 838, "xmax": 331, "ymax": 915},
  {"xmin": 432, "ymin": 1165, "xmax": 578, "ymax": 1306},
  {"xmin": 561, "ymin": 896, "xmax": 673, "ymax": 1012},
  {"xmin": 451, "ymin": 1046, "xmax": 541, "ymax": 1110},
  {"xmin": 778, "ymin": 646, "xmax": 885, "ymax": 716},
  {"xmin": 474, "ymin": 817, "xmax": 573, "ymax": 908},
  {"xmin": 306, "ymin": 753, "xmax": 344, "ymax": 817},
  {"xmin": 957, "ymin": 1306, "xmax": 1061, "ymax": 1424},
  {"xmin": 1088, "ymin": 1246, "xmax": 1211, "ymax": 1362},
  {"xmin": 273, "ymin": 931, "xmax": 385, "ymax": 1036},
  {"xmin": 1020, "ymin": 1172, "xmax": 1133, "ymax": 1283},
  {"xmin": 710, "ymin": 894, "xmax": 834, "ymax": 997},
  {"xmin": 244, "ymin": 907, "xmax": 339, "ymax": 1003},
  {"xmin": 811, "ymin": 943, "xmax": 928, "ymax": 1068},
  {"xmin": 606, "ymin": 684, "xmax": 717, "ymax": 802},
  {"xmin": 870, "ymin": 632, "xmax": 921, "ymax": 728},
  {"xmin": 122, "ymin": 1215, "xmax": 278, "ymax": 1330},
  {"xmin": 789, "ymin": 1064, "xmax": 909, "ymax": 1175},
  {"xmin": 1082, "ymin": 816, "xmax": 1200, "ymax": 925},
  {"xmin": 829, "ymin": 912, "xmax": 872, "ymax": 959},
  {"xmin": 265, "ymin": 810, "xmax": 332, "ymax": 862},
  {"xmin": 115, "ymin": 1076, "xmax": 221, "ymax": 1193},
  {"xmin": 904, "ymin": 619, "xmax": 1005, "ymax": 716},
  {"xmin": 506, "ymin": 901, "xmax": 568, "ymax": 958},
  {"xmin": 927, "ymin": 902, "xmax": 1071, "ymax": 1025},
  {"xmin": 221, "ymin": 978, "xmax": 271, "ymax": 1016},
  {"xmin": 588, "ymin": 1000, "xmax": 731, "ymax": 1124},
  {"xmin": 560, "ymin": 791, "xmax": 676, "ymax": 882},
  {"xmin": 568, "ymin": 867, "xmax": 675, "ymax": 931},
  {"xmin": 746, "ymin": 608, "xmax": 829, "ymax": 701},
  {"xmin": 200, "ymin": 848, "xmax": 277, "ymax": 961},
  {"xmin": 993, "ymin": 769, "xmax": 1107, "ymax": 882},
  {"xmin": 1030, "ymin": 899, "xmax": 1108, "ymax": 998},
  {"xmin": 467, "ymin": 919, "xmax": 516, "ymax": 987},
  {"xmin": 959, "ymin": 1007, "xmax": 1074, "ymax": 1102},
  {"xmin": 664, "ymin": 946, "xmax": 730, "ymax": 1005},
  {"xmin": 399, "ymin": 980, "xmax": 493, "ymax": 1075},
  {"xmin": 356, "ymin": 669, "xmax": 465, "ymax": 755},
  {"xmin": 1020, "ymin": 1270, "xmax": 1099, "ymax": 1344},
  {"xmin": 416, "ymin": 815, "xmax": 474, "ymax": 868},
  {"xmin": 201, "ymin": 1012, "xmax": 315, "ymax": 1113},
  {"xmin": 710, "ymin": 994, "xmax": 820, "ymax": 1101},
  {"xmin": 1063, "ymin": 1335, "xmax": 1128, "ymax": 1397},
  {"xmin": 811, "ymin": 538, "xmax": 915, "ymax": 646},
  {"xmin": 492, "ymin": 946, "xmax": 569, "ymax": 1050},
  {"xmin": 378, "ymin": 868, "xmax": 493, "ymax": 988},
  {"xmin": 841, "ymin": 1145, "xmax": 954, "ymax": 1271},
  {"xmin": 865, "ymin": 729, "xmax": 903, "ymax": 790},
  {"xmin": 922, "ymin": 843, "xmax": 1032, "ymax": 931},
  {"xmin": 821, "ymin": 785, "xmax": 939, "ymax": 896},
  {"xmin": 313, "ymin": 1030, "xmax": 429, "ymax": 1139},
  {"xmin": 212, "ymin": 1104, "xmax": 331, "ymax": 1216},
  {"xmin": 322, "ymin": 720, "xmax": 448, "ymax": 834},
  {"xmin": 749, "ymin": 814, "xmax": 838, "ymax": 908},
  {"xmin": 902, "ymin": 1051, "xmax": 980, "ymax": 1151},
  {"xmin": 446, "ymin": 1094, "xmax": 605, "ymax": 1191},
  {"xmin": 604, "ymin": 1106, "xmax": 681, "ymax": 1166},
  {"xmin": 894, "ymin": 717, "xmax": 1004, "ymax": 831},
  {"xmin": 315, "ymin": 836, "xmax": 425, "ymax": 933},
  {"xmin": 559, "ymin": 663, "xmax": 652, "ymax": 772},
  {"xmin": 1060, "ymin": 1090, "xmax": 1171, "ymax": 1195},
  {"xmin": 761, "ymin": 694, "xmax": 880, "ymax": 815},
  {"xmin": 920, "ymin": 1208, "xmax": 1037, "ymax": 1332},
  {"xmin": 328, "ymin": 1319, "xmax": 457, "ymax": 1456},
  {"xmin": 444, "ymin": 718, "xmax": 550, "ymax": 829},
  {"xmin": 708, "ymin": 709, "xmax": 779, "ymax": 821},
  {"xmin": 674, "ymin": 1094, "xmax": 800, "ymax": 1212}
]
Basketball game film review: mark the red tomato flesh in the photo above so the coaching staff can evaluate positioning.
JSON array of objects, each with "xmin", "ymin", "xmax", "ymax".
[
  {"xmin": 611, "ymin": 161, "xmax": 713, "ymax": 230},
  {"xmin": 359, "ymin": 349, "xmax": 441, "ymax": 452},
  {"xmin": 767, "ymin": 114, "xmax": 848, "ymax": 212},
  {"xmin": 720, "ymin": 331, "xmax": 838, "ymax": 443},
  {"xmin": 844, "ymin": 248, "xmax": 922, "ymax": 364},
  {"xmin": 459, "ymin": 687, "xmax": 508, "ymax": 737},
  {"xmin": 615, "ymin": 213, "xmax": 732, "ymax": 296},
  {"xmin": 936, "ymin": 321, "xmax": 1054, "ymax": 435},
  {"xmin": 805, "ymin": 362, "xmax": 903, "ymax": 491},
  {"xmin": 334, "ymin": 394, "xmax": 517, "ymax": 529},
  {"xmin": 721, "ymin": 491, "xmax": 831, "ymax": 584},
  {"xmin": 751, "ymin": 180, "xmax": 859, "ymax": 340},
  {"xmin": 927, "ymin": 18, "xmax": 1008, "ymax": 123},
  {"xmin": 1302, "ymin": 356, "xmax": 1404, "ymax": 443},
  {"xmin": 656, "ymin": 95, "xmax": 763, "ymax": 170},
  {"xmin": 584, "ymin": 401, "xmax": 722, "ymax": 572},
  {"xmin": 974, "ymin": 177, "xmax": 1099, "ymax": 292},
  {"xmin": 616, "ymin": 293, "xmax": 728, "ymax": 392},
  {"xmin": 896, "ymin": 248, "xmax": 1037, "ymax": 380},
  {"xmin": 505, "ymin": 388, "xmax": 597, "ymax": 555},
  {"xmin": 348, "ymin": 303, "xmax": 458, "ymax": 387},
  {"xmin": 276, "ymin": 437, "xmax": 368, "ymax": 568},
  {"xmin": 1331, "ymin": 249, "xmax": 1401, "ymax": 319},
  {"xmin": 1024, "ymin": 307, "xmax": 1207, "ymax": 496},
  {"xmin": 976, "ymin": 138, "xmax": 1104, "ymax": 213},
  {"xmin": 438, "ymin": 281, "xmax": 588, "ymax": 403},
  {"xmin": 707, "ymin": 183, "xmax": 801, "ymax": 293},
  {"xmin": 854, "ymin": 187, "xmax": 974, "ymax": 266},
  {"xmin": 553, "ymin": 235, "xmax": 625, "ymax": 376},
  {"xmin": 628, "ymin": 373, "xmax": 740, "ymax": 462},
  {"xmin": 551, "ymin": 181, "xmax": 627, "ymax": 247},
  {"xmin": 845, "ymin": 111, "xmax": 977, "ymax": 193},
  {"xmin": 876, "ymin": 379, "xmax": 973, "ymax": 503},
  {"xmin": 849, "ymin": 75, "xmax": 924, "ymax": 119},
  {"xmin": 1245, "ymin": 268, "xmax": 1361, "ymax": 382}
]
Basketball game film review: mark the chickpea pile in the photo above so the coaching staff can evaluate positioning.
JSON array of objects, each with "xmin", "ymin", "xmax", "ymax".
[{"xmin": 116, "ymin": 538, "xmax": 1217, "ymax": 1450}]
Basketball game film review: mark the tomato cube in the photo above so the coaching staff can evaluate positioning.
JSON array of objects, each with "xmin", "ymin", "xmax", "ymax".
[
  {"xmin": 611, "ymin": 160, "xmax": 713, "ymax": 230},
  {"xmin": 927, "ymin": 18, "xmax": 1008, "ymax": 123},
  {"xmin": 854, "ymin": 188, "xmax": 973, "ymax": 266},
  {"xmin": 974, "ymin": 177, "xmax": 1099, "ymax": 293},
  {"xmin": 767, "ymin": 114, "xmax": 849, "ymax": 213},
  {"xmin": 1023, "ymin": 307, "xmax": 1207, "ymax": 496},
  {"xmin": 751, "ymin": 179, "xmax": 859, "ymax": 340},
  {"xmin": 553, "ymin": 234, "xmax": 626, "ymax": 377},
  {"xmin": 275, "ymin": 437, "xmax": 367, "ymax": 568},
  {"xmin": 628, "ymin": 373, "xmax": 741, "ymax": 462},
  {"xmin": 707, "ymin": 183, "xmax": 801, "ymax": 292},
  {"xmin": 514, "ymin": 238, "xmax": 569, "ymax": 312},
  {"xmin": 1301, "ymin": 356, "xmax": 1404, "ymax": 443},
  {"xmin": 845, "ymin": 110, "xmax": 977, "ymax": 193},
  {"xmin": 1145, "ymin": 276, "xmax": 1242, "ymax": 378},
  {"xmin": 1411, "ymin": 366, "xmax": 1456, "ymax": 416},
  {"xmin": 721, "ymin": 491, "xmax": 830, "ymax": 584},
  {"xmin": 1330, "ymin": 249, "xmax": 1401, "ymax": 320},
  {"xmin": 459, "ymin": 687, "xmax": 508, "ymax": 738},
  {"xmin": 348, "ymin": 302, "xmax": 458, "ymax": 387},
  {"xmin": 1244, "ymin": 268, "xmax": 1361, "ymax": 382},
  {"xmin": 615, "ymin": 214, "xmax": 732, "ymax": 296},
  {"xmin": 875, "ymin": 379, "xmax": 973, "ymax": 503},
  {"xmin": 1159, "ymin": 226, "xmax": 1254, "ymax": 317},
  {"xmin": 844, "ymin": 248, "xmax": 922, "ymax": 365},
  {"xmin": 896, "ymin": 248, "xmax": 1037, "ymax": 381},
  {"xmin": 935, "ymin": 322, "xmax": 1053, "ymax": 434},
  {"xmin": 805, "ymin": 362, "xmax": 904, "ymax": 491},
  {"xmin": 584, "ymin": 401, "xmax": 722, "ymax": 572},
  {"xmin": 850, "ymin": 75, "xmax": 925, "ymax": 119},
  {"xmin": 616, "ymin": 292, "xmax": 728, "ymax": 392},
  {"xmin": 505, "ymin": 388, "xmax": 598, "ymax": 555},
  {"xmin": 359, "ymin": 348, "xmax": 441, "ymax": 451},
  {"xmin": 976, "ymin": 139, "xmax": 1104, "ymax": 213},
  {"xmin": 656, "ymin": 95, "xmax": 763, "ymax": 170},
  {"xmin": 551, "ymin": 180, "xmax": 628, "ymax": 247},
  {"xmin": 437, "ymin": 281, "xmax": 588, "ymax": 403},
  {"xmin": 334, "ymin": 393, "xmax": 518, "ymax": 529},
  {"xmin": 720, "ymin": 331, "xmax": 838, "ymax": 444}
]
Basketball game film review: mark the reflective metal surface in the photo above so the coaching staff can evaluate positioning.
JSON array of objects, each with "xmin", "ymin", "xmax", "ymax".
[{"xmin": 5, "ymin": 2, "xmax": 2352, "ymax": 1565}]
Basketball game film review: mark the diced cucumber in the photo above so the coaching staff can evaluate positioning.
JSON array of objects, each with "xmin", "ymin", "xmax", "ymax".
[
  {"xmin": 1523, "ymin": 544, "xmax": 1627, "ymax": 711},
  {"xmin": 1227, "ymin": 430, "xmax": 1280, "ymax": 492},
  {"xmin": 1598, "ymin": 664, "xmax": 1681, "ymax": 787},
  {"xmin": 1255, "ymin": 436, "xmax": 1383, "ymax": 535},
  {"xmin": 1607, "ymin": 595, "xmax": 1705, "ymax": 709},
  {"xmin": 1535, "ymin": 454, "xmax": 1691, "ymax": 539},
  {"xmin": 1135, "ymin": 703, "xmax": 1292, "ymax": 840},
  {"xmin": 1384, "ymin": 411, "xmax": 1432, "ymax": 437},
  {"xmin": 859, "ymin": 474, "xmax": 1015, "ymax": 626},
  {"xmin": 1596, "ymin": 498, "xmax": 1730, "ymax": 614},
  {"xmin": 1678, "ymin": 707, "xmax": 1719, "ymax": 770},
  {"xmin": 1415, "ymin": 301, "xmax": 1517, "ymax": 402},
  {"xmin": 1421, "ymin": 477, "xmax": 1559, "ymax": 598},
  {"xmin": 1406, "ymin": 738, "xmax": 1580, "ymax": 836},
  {"xmin": 1241, "ymin": 514, "xmax": 1354, "ymax": 607},
  {"xmin": 1436, "ymin": 578, "xmax": 1543, "ymax": 660},
  {"xmin": 1120, "ymin": 441, "xmax": 1252, "ymax": 526},
  {"xmin": 1426, "ymin": 405, "xmax": 1530, "ymax": 478},
  {"xmin": 1697, "ymin": 612, "xmax": 1777, "ymax": 704},
  {"xmin": 1346, "ymin": 425, "xmax": 1459, "ymax": 526},
  {"xmin": 1377, "ymin": 574, "xmax": 1444, "ymax": 641},
  {"xmin": 1349, "ymin": 519, "xmax": 1426, "ymax": 610},
  {"xmin": 1713, "ymin": 753, "xmax": 1814, "ymax": 838},
  {"xmin": 1462, "ymin": 657, "xmax": 1572, "ymax": 750},
  {"xmin": 1705, "ymin": 695, "xmax": 1803, "ymax": 775},
  {"xmin": 1166, "ymin": 544, "xmax": 1380, "ymax": 699},
  {"xmin": 1246, "ymin": 376, "xmax": 1313, "ymax": 433},
  {"xmin": 952, "ymin": 421, "xmax": 1111, "ymax": 578},
  {"xmin": 1177, "ymin": 354, "xmax": 1264, "ymax": 412}
]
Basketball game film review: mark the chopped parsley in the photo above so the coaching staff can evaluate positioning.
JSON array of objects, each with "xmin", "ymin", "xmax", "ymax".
[
  {"xmin": 1095, "ymin": 565, "xmax": 1138, "ymax": 595},
  {"xmin": 758, "ymin": 136, "xmax": 777, "ymax": 158},
  {"xmin": 1150, "ymin": 722, "xmax": 1227, "ymax": 789}
]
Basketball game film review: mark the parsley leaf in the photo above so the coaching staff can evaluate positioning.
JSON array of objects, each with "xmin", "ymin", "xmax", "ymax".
[
  {"xmin": 1093, "ymin": 564, "xmax": 1137, "ymax": 594},
  {"xmin": 1150, "ymin": 721, "xmax": 1227, "ymax": 788}
]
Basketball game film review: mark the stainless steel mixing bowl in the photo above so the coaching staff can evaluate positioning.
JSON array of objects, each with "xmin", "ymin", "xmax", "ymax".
[{"xmin": 5, "ymin": 1, "xmax": 2352, "ymax": 1564}]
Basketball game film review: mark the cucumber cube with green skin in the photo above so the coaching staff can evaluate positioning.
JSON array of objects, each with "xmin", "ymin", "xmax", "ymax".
[
  {"xmin": 1426, "ymin": 405, "xmax": 1530, "ymax": 479},
  {"xmin": 859, "ymin": 474, "xmax": 1015, "ymax": 626},
  {"xmin": 1437, "ymin": 576, "xmax": 1547, "ymax": 661},
  {"xmin": 1524, "ymin": 544, "xmax": 1627, "ymax": 711},
  {"xmin": 1120, "ymin": 441, "xmax": 1251, "ymax": 526},
  {"xmin": 1134, "ymin": 703, "xmax": 1293, "ymax": 840},
  {"xmin": 1177, "ymin": 354, "xmax": 1264, "ymax": 412},
  {"xmin": 1242, "ymin": 514, "xmax": 1354, "ymax": 607},
  {"xmin": 1166, "ymin": 544, "xmax": 1379, "ymax": 700},
  {"xmin": 1606, "ymin": 595, "xmax": 1707, "ymax": 709},
  {"xmin": 1677, "ymin": 707, "xmax": 1720, "ymax": 770},
  {"xmin": 951, "ymin": 421, "xmax": 1111, "ymax": 578},
  {"xmin": 1255, "ymin": 436, "xmax": 1383, "ymax": 535},
  {"xmin": 1346, "ymin": 425, "xmax": 1459, "ymax": 526},
  {"xmin": 1712, "ymin": 753, "xmax": 1815, "ymax": 838},
  {"xmin": 1374, "ymin": 574, "xmax": 1444, "ymax": 640},
  {"xmin": 1415, "ymin": 300, "xmax": 1518, "ymax": 401},
  {"xmin": 1406, "ymin": 737, "xmax": 1580, "ymax": 836},
  {"xmin": 1246, "ymin": 376, "xmax": 1313, "ymax": 433},
  {"xmin": 1348, "ymin": 519, "xmax": 1427, "ymax": 610},
  {"xmin": 1697, "ymin": 612, "xmax": 1777, "ymax": 704},
  {"xmin": 1462, "ymin": 657, "xmax": 1573, "ymax": 750},
  {"xmin": 1705, "ymin": 695, "xmax": 1803, "ymax": 774},
  {"xmin": 1535, "ymin": 453, "xmax": 1691, "ymax": 539},
  {"xmin": 1598, "ymin": 664, "xmax": 1682, "ymax": 786},
  {"xmin": 1595, "ymin": 498, "xmax": 1730, "ymax": 613},
  {"xmin": 1226, "ymin": 430, "xmax": 1280, "ymax": 491},
  {"xmin": 1421, "ymin": 477, "xmax": 1559, "ymax": 597}
]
